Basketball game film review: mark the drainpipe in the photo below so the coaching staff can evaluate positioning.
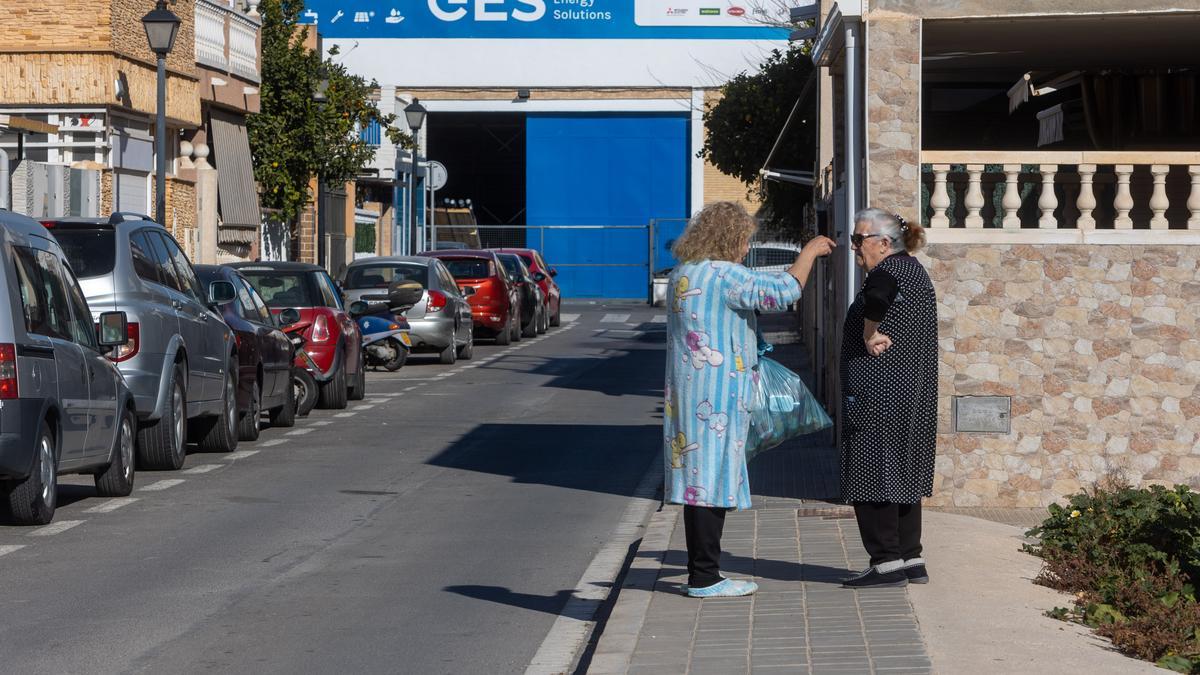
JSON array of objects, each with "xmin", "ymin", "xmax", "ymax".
[
  {"xmin": 0, "ymin": 147, "xmax": 9, "ymax": 210},
  {"xmin": 843, "ymin": 18, "xmax": 864, "ymax": 306}
]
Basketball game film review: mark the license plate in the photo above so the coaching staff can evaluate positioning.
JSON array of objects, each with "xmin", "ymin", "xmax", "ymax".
[{"xmin": 399, "ymin": 333, "xmax": 412, "ymax": 347}]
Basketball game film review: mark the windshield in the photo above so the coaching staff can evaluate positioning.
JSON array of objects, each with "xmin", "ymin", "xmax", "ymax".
[
  {"xmin": 498, "ymin": 255, "xmax": 522, "ymax": 277},
  {"xmin": 344, "ymin": 263, "xmax": 428, "ymax": 290},
  {"xmin": 53, "ymin": 229, "xmax": 116, "ymax": 278},
  {"xmin": 442, "ymin": 258, "xmax": 492, "ymax": 280},
  {"xmin": 240, "ymin": 271, "xmax": 322, "ymax": 308}
]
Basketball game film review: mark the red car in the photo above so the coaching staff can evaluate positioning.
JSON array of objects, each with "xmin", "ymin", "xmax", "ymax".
[
  {"xmin": 494, "ymin": 248, "xmax": 562, "ymax": 328},
  {"xmin": 231, "ymin": 262, "xmax": 364, "ymax": 409},
  {"xmin": 419, "ymin": 250, "xmax": 521, "ymax": 345}
]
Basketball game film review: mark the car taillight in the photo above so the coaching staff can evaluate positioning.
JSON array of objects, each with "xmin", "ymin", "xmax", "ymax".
[
  {"xmin": 110, "ymin": 322, "xmax": 140, "ymax": 363},
  {"xmin": 427, "ymin": 291, "xmax": 447, "ymax": 313},
  {"xmin": 0, "ymin": 344, "xmax": 16, "ymax": 399},
  {"xmin": 311, "ymin": 314, "xmax": 331, "ymax": 343}
]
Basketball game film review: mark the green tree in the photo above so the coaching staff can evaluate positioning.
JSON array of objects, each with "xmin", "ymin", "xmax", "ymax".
[
  {"xmin": 700, "ymin": 46, "xmax": 815, "ymax": 239},
  {"xmin": 249, "ymin": 0, "xmax": 411, "ymax": 224}
]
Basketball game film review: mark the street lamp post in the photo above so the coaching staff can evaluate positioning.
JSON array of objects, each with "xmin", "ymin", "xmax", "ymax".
[
  {"xmin": 404, "ymin": 98, "xmax": 426, "ymax": 255},
  {"xmin": 313, "ymin": 79, "xmax": 329, "ymax": 267},
  {"xmin": 142, "ymin": 0, "xmax": 181, "ymax": 226}
]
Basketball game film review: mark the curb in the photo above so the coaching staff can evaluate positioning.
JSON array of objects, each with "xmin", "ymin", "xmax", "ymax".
[{"xmin": 585, "ymin": 504, "xmax": 681, "ymax": 674}]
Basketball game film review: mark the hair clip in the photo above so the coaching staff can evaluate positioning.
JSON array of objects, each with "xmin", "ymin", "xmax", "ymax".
[{"xmin": 894, "ymin": 214, "xmax": 909, "ymax": 232}]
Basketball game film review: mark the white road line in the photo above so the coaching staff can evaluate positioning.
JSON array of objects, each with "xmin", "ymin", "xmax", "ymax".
[
  {"xmin": 311, "ymin": 421, "xmax": 332, "ymax": 427},
  {"xmin": 84, "ymin": 498, "xmax": 139, "ymax": 514},
  {"xmin": 524, "ymin": 463, "xmax": 663, "ymax": 674},
  {"xmin": 334, "ymin": 412, "xmax": 357, "ymax": 418},
  {"xmin": 141, "ymin": 479, "xmax": 185, "ymax": 492},
  {"xmin": 601, "ymin": 313, "xmax": 630, "ymax": 323},
  {"xmin": 560, "ymin": 313, "xmax": 580, "ymax": 323},
  {"xmin": 260, "ymin": 438, "xmax": 287, "ymax": 447},
  {"xmin": 375, "ymin": 393, "xmax": 400, "ymax": 397},
  {"xmin": 356, "ymin": 405, "xmax": 376, "ymax": 411},
  {"xmin": 222, "ymin": 450, "xmax": 259, "ymax": 460},
  {"xmin": 403, "ymin": 387, "xmax": 417, "ymax": 392},
  {"xmin": 184, "ymin": 464, "xmax": 222, "ymax": 475},
  {"xmin": 29, "ymin": 520, "xmax": 85, "ymax": 537},
  {"xmin": 0, "ymin": 545, "xmax": 26, "ymax": 557},
  {"xmin": 286, "ymin": 428, "xmax": 314, "ymax": 435},
  {"xmin": 651, "ymin": 315, "xmax": 667, "ymax": 323}
]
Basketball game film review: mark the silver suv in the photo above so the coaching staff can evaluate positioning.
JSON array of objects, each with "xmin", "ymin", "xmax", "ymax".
[
  {"xmin": 50, "ymin": 214, "xmax": 239, "ymax": 470},
  {"xmin": 0, "ymin": 210, "xmax": 137, "ymax": 524}
]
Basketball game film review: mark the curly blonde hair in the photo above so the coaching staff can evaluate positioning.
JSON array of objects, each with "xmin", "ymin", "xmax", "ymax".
[{"xmin": 672, "ymin": 201, "xmax": 757, "ymax": 263}]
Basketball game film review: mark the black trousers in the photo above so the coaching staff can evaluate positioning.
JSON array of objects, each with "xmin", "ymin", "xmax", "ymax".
[
  {"xmin": 853, "ymin": 501, "xmax": 923, "ymax": 566},
  {"xmin": 683, "ymin": 505, "xmax": 728, "ymax": 588}
]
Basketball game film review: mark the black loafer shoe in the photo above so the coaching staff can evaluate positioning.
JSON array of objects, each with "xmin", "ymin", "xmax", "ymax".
[
  {"xmin": 903, "ymin": 563, "xmax": 929, "ymax": 584},
  {"xmin": 842, "ymin": 566, "xmax": 908, "ymax": 589}
]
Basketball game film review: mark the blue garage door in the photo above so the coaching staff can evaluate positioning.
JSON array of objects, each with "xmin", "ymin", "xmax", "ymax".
[{"xmin": 527, "ymin": 114, "xmax": 689, "ymax": 298}]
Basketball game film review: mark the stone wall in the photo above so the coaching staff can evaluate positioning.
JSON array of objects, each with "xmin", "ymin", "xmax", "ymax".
[
  {"xmin": 865, "ymin": 17, "xmax": 921, "ymax": 224},
  {"xmin": 919, "ymin": 243, "xmax": 1200, "ymax": 508}
]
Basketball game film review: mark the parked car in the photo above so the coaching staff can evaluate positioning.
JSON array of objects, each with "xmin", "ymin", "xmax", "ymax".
[
  {"xmin": 231, "ymin": 262, "xmax": 364, "ymax": 409},
  {"xmin": 50, "ymin": 214, "xmax": 239, "ymax": 470},
  {"xmin": 493, "ymin": 248, "xmax": 562, "ymax": 327},
  {"xmin": 418, "ymin": 250, "xmax": 520, "ymax": 345},
  {"xmin": 195, "ymin": 265, "xmax": 297, "ymax": 440},
  {"xmin": 0, "ymin": 211, "xmax": 136, "ymax": 524},
  {"xmin": 342, "ymin": 256, "xmax": 473, "ymax": 364},
  {"xmin": 495, "ymin": 252, "xmax": 544, "ymax": 337},
  {"xmin": 744, "ymin": 242, "xmax": 801, "ymax": 272}
]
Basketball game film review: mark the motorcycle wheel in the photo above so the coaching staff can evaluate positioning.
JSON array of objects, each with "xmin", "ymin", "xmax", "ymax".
[
  {"xmin": 383, "ymin": 338, "xmax": 408, "ymax": 372},
  {"xmin": 294, "ymin": 369, "xmax": 319, "ymax": 417}
]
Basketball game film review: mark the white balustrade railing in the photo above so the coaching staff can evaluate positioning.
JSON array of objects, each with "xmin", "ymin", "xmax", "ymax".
[
  {"xmin": 195, "ymin": 0, "xmax": 260, "ymax": 83},
  {"xmin": 921, "ymin": 151, "xmax": 1200, "ymax": 238}
]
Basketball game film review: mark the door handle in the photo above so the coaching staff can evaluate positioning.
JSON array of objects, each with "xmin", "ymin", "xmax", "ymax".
[
  {"xmin": 199, "ymin": 313, "xmax": 209, "ymax": 322},
  {"xmin": 172, "ymin": 300, "xmax": 183, "ymax": 310}
]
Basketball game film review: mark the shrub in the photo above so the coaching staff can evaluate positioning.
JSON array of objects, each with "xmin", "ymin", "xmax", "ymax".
[{"xmin": 1025, "ymin": 483, "xmax": 1200, "ymax": 672}]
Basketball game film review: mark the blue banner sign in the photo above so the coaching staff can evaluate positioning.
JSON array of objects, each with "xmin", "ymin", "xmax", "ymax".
[{"xmin": 301, "ymin": 0, "xmax": 788, "ymax": 39}]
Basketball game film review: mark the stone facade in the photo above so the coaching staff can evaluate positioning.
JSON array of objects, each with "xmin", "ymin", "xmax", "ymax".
[
  {"xmin": 920, "ymin": 243, "xmax": 1200, "ymax": 507},
  {"xmin": 865, "ymin": 17, "xmax": 921, "ymax": 224}
]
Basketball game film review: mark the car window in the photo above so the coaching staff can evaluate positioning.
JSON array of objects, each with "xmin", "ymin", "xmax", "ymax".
[
  {"xmin": 159, "ymin": 233, "xmax": 204, "ymax": 303},
  {"xmin": 518, "ymin": 254, "xmax": 535, "ymax": 270},
  {"xmin": 144, "ymin": 230, "xmax": 183, "ymax": 293},
  {"xmin": 436, "ymin": 262, "xmax": 458, "ymax": 294},
  {"xmin": 315, "ymin": 272, "xmax": 342, "ymax": 309},
  {"xmin": 241, "ymin": 272, "xmax": 320, "ymax": 308},
  {"xmin": 344, "ymin": 263, "xmax": 429, "ymax": 290},
  {"xmin": 535, "ymin": 252, "xmax": 552, "ymax": 276},
  {"xmin": 52, "ymin": 229, "xmax": 116, "ymax": 279},
  {"xmin": 232, "ymin": 276, "xmax": 255, "ymax": 318},
  {"xmin": 442, "ymin": 258, "xmax": 491, "ymax": 280},
  {"xmin": 129, "ymin": 230, "xmax": 162, "ymax": 284},
  {"xmin": 12, "ymin": 246, "xmax": 72, "ymax": 341},
  {"xmin": 241, "ymin": 278, "xmax": 274, "ymax": 324},
  {"xmin": 60, "ymin": 263, "xmax": 98, "ymax": 349}
]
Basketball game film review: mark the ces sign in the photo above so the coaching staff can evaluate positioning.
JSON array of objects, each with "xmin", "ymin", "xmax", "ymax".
[{"xmin": 428, "ymin": 0, "xmax": 546, "ymax": 22}]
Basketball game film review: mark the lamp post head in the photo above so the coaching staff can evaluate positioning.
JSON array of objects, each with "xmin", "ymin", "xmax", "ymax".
[
  {"xmin": 404, "ymin": 98, "xmax": 427, "ymax": 133},
  {"xmin": 142, "ymin": 0, "xmax": 181, "ymax": 56},
  {"xmin": 313, "ymin": 79, "xmax": 330, "ymax": 103}
]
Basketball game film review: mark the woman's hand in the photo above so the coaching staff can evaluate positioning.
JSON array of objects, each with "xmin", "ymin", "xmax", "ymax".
[
  {"xmin": 865, "ymin": 332, "xmax": 892, "ymax": 357},
  {"xmin": 789, "ymin": 236, "xmax": 837, "ymax": 288}
]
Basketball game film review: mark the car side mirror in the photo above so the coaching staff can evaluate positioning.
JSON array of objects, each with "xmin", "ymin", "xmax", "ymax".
[
  {"xmin": 348, "ymin": 301, "xmax": 369, "ymax": 317},
  {"xmin": 549, "ymin": 268, "xmax": 558, "ymax": 278},
  {"xmin": 209, "ymin": 280, "xmax": 237, "ymax": 306},
  {"xmin": 278, "ymin": 307, "xmax": 301, "ymax": 326},
  {"xmin": 97, "ymin": 311, "xmax": 129, "ymax": 348},
  {"xmin": 460, "ymin": 286, "xmax": 476, "ymax": 297},
  {"xmin": 532, "ymin": 272, "xmax": 547, "ymax": 283}
]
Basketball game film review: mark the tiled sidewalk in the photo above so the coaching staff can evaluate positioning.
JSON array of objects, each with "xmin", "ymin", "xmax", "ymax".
[{"xmin": 589, "ymin": 504, "xmax": 933, "ymax": 674}]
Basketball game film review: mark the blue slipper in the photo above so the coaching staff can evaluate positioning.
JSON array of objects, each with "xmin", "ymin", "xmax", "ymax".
[{"xmin": 686, "ymin": 578, "xmax": 758, "ymax": 598}]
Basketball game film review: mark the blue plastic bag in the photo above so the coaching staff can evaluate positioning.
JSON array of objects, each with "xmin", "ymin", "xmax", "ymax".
[{"xmin": 746, "ymin": 357, "xmax": 832, "ymax": 462}]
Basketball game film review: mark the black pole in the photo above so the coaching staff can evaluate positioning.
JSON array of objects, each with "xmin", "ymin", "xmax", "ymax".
[
  {"xmin": 155, "ymin": 54, "xmax": 167, "ymax": 224},
  {"xmin": 317, "ymin": 180, "xmax": 326, "ymax": 267},
  {"xmin": 409, "ymin": 154, "xmax": 417, "ymax": 255}
]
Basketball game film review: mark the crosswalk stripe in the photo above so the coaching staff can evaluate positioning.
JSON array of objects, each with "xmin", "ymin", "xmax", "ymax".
[
  {"xmin": 560, "ymin": 313, "xmax": 580, "ymax": 323},
  {"xmin": 601, "ymin": 313, "xmax": 630, "ymax": 323},
  {"xmin": 651, "ymin": 315, "xmax": 667, "ymax": 323}
]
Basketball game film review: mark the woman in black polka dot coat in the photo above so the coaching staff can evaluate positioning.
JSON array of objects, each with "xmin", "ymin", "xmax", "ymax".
[{"xmin": 839, "ymin": 208, "xmax": 938, "ymax": 589}]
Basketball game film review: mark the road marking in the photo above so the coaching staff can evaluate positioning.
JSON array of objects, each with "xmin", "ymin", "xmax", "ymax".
[
  {"xmin": 260, "ymin": 438, "xmax": 287, "ymax": 447},
  {"xmin": 651, "ymin": 315, "xmax": 667, "ymax": 323},
  {"xmin": 0, "ymin": 545, "xmax": 26, "ymax": 557},
  {"xmin": 311, "ymin": 420, "xmax": 332, "ymax": 426},
  {"xmin": 403, "ymin": 387, "xmax": 417, "ymax": 392},
  {"xmin": 222, "ymin": 450, "xmax": 259, "ymax": 460},
  {"xmin": 525, "ymin": 463, "xmax": 663, "ymax": 674},
  {"xmin": 560, "ymin": 313, "xmax": 580, "ymax": 323},
  {"xmin": 141, "ymin": 479, "xmax": 185, "ymax": 492},
  {"xmin": 84, "ymin": 498, "xmax": 139, "ymax": 514},
  {"xmin": 184, "ymin": 464, "xmax": 222, "ymax": 474},
  {"xmin": 334, "ymin": 412, "xmax": 357, "ymax": 418},
  {"xmin": 29, "ymin": 520, "xmax": 85, "ymax": 536},
  {"xmin": 287, "ymin": 428, "xmax": 314, "ymax": 436},
  {"xmin": 601, "ymin": 313, "xmax": 630, "ymax": 323},
  {"xmin": 356, "ymin": 404, "xmax": 376, "ymax": 410},
  {"xmin": 375, "ymin": 393, "xmax": 400, "ymax": 397}
]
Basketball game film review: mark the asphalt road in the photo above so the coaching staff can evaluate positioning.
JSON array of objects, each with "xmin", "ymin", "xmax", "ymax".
[{"xmin": 0, "ymin": 303, "xmax": 666, "ymax": 674}]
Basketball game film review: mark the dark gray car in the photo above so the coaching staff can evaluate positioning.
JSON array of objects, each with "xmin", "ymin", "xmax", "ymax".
[
  {"xmin": 0, "ymin": 210, "xmax": 137, "ymax": 524},
  {"xmin": 50, "ymin": 214, "xmax": 239, "ymax": 471}
]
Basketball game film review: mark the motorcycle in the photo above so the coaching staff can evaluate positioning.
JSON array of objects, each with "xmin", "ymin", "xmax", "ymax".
[
  {"xmin": 350, "ymin": 280, "xmax": 424, "ymax": 372},
  {"xmin": 277, "ymin": 308, "xmax": 319, "ymax": 416}
]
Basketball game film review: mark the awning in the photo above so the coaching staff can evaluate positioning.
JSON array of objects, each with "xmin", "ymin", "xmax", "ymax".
[{"xmin": 208, "ymin": 109, "xmax": 261, "ymax": 243}]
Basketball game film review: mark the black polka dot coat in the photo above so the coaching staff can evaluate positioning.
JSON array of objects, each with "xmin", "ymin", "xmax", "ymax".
[{"xmin": 839, "ymin": 254, "xmax": 939, "ymax": 504}]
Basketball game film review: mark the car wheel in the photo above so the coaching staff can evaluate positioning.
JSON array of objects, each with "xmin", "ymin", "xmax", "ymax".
[
  {"xmin": 4, "ymin": 420, "xmax": 57, "ymax": 525},
  {"xmin": 521, "ymin": 310, "xmax": 538, "ymax": 338},
  {"xmin": 438, "ymin": 334, "xmax": 458, "ymax": 365},
  {"xmin": 269, "ymin": 373, "xmax": 297, "ymax": 428},
  {"xmin": 512, "ymin": 312, "xmax": 523, "ymax": 342},
  {"xmin": 197, "ymin": 357, "xmax": 240, "ymax": 453},
  {"xmin": 550, "ymin": 304, "xmax": 561, "ymax": 327},
  {"xmin": 457, "ymin": 329, "xmax": 474, "ymax": 360},
  {"xmin": 137, "ymin": 362, "xmax": 188, "ymax": 470},
  {"xmin": 237, "ymin": 380, "xmax": 262, "ymax": 442},
  {"xmin": 293, "ymin": 369, "xmax": 318, "ymax": 417},
  {"xmin": 318, "ymin": 360, "xmax": 348, "ymax": 409},
  {"xmin": 95, "ymin": 407, "xmax": 136, "ymax": 497},
  {"xmin": 494, "ymin": 318, "xmax": 511, "ymax": 346},
  {"xmin": 348, "ymin": 355, "xmax": 366, "ymax": 401},
  {"xmin": 537, "ymin": 306, "xmax": 548, "ymax": 335}
]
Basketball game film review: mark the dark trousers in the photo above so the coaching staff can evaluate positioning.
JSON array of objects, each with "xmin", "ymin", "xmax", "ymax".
[
  {"xmin": 853, "ymin": 502, "xmax": 923, "ymax": 566},
  {"xmin": 683, "ymin": 505, "xmax": 728, "ymax": 588}
]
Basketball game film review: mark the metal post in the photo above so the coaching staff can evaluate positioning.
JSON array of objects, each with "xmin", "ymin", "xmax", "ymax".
[
  {"xmin": 430, "ymin": 186, "xmax": 438, "ymax": 250},
  {"xmin": 408, "ymin": 154, "xmax": 417, "ymax": 255},
  {"xmin": 647, "ymin": 220, "xmax": 655, "ymax": 305},
  {"xmin": 843, "ymin": 20, "xmax": 863, "ymax": 306},
  {"xmin": 316, "ymin": 181, "xmax": 326, "ymax": 267},
  {"xmin": 154, "ymin": 54, "xmax": 167, "ymax": 225}
]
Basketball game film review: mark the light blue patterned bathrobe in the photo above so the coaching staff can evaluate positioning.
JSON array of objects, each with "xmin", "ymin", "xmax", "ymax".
[{"xmin": 664, "ymin": 260, "xmax": 803, "ymax": 510}]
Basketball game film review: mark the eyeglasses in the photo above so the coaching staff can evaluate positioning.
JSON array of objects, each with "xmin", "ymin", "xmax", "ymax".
[{"xmin": 851, "ymin": 233, "xmax": 885, "ymax": 248}]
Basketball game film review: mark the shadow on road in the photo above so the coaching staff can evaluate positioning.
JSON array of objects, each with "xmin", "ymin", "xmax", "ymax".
[{"xmin": 443, "ymin": 583, "xmax": 611, "ymax": 617}]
